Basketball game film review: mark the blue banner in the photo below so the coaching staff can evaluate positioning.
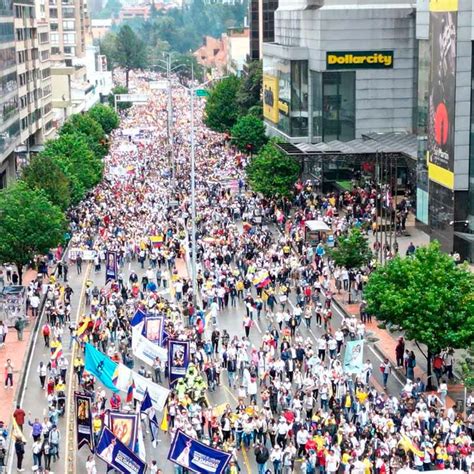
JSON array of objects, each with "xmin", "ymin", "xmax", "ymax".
[
  {"xmin": 168, "ymin": 340, "xmax": 190, "ymax": 386},
  {"xmin": 105, "ymin": 251, "xmax": 118, "ymax": 283},
  {"xmin": 107, "ymin": 411, "xmax": 139, "ymax": 452},
  {"xmin": 96, "ymin": 427, "xmax": 147, "ymax": 474},
  {"xmin": 343, "ymin": 340, "xmax": 364, "ymax": 374},
  {"xmin": 144, "ymin": 315, "xmax": 164, "ymax": 345},
  {"xmin": 162, "ymin": 329, "xmax": 169, "ymax": 348},
  {"xmin": 130, "ymin": 309, "xmax": 147, "ymax": 327},
  {"xmin": 168, "ymin": 429, "xmax": 232, "ymax": 474},
  {"xmin": 84, "ymin": 343, "xmax": 119, "ymax": 393}
]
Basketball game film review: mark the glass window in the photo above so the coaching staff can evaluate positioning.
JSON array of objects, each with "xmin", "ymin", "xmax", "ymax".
[
  {"xmin": 322, "ymin": 71, "xmax": 355, "ymax": 142},
  {"xmin": 311, "ymin": 71, "xmax": 322, "ymax": 142},
  {"xmin": 290, "ymin": 60, "xmax": 308, "ymax": 137}
]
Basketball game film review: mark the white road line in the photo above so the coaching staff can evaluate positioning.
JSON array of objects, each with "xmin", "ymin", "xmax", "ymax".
[{"xmin": 253, "ymin": 319, "xmax": 262, "ymax": 334}]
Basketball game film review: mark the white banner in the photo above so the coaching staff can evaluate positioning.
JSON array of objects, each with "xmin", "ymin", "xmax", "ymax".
[
  {"xmin": 114, "ymin": 363, "xmax": 169, "ymax": 412},
  {"xmin": 132, "ymin": 325, "xmax": 168, "ymax": 367}
]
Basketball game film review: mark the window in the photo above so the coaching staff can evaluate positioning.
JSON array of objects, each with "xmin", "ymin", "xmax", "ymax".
[
  {"xmin": 42, "ymin": 68, "xmax": 50, "ymax": 79},
  {"xmin": 63, "ymin": 32, "xmax": 75, "ymax": 44},
  {"xmin": 43, "ymin": 102, "xmax": 52, "ymax": 115},
  {"xmin": 42, "ymin": 84, "xmax": 52, "ymax": 97},
  {"xmin": 62, "ymin": 20, "xmax": 74, "ymax": 30},
  {"xmin": 17, "ymin": 50, "xmax": 26, "ymax": 63},
  {"xmin": 63, "ymin": 46, "xmax": 74, "ymax": 54},
  {"xmin": 40, "ymin": 49, "xmax": 49, "ymax": 61},
  {"xmin": 39, "ymin": 32, "xmax": 48, "ymax": 43},
  {"xmin": 51, "ymin": 47, "xmax": 60, "ymax": 55},
  {"xmin": 50, "ymin": 32, "xmax": 59, "ymax": 44},
  {"xmin": 49, "ymin": 7, "xmax": 57, "ymax": 18}
]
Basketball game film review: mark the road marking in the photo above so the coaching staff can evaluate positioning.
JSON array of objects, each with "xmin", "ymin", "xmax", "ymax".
[
  {"xmin": 222, "ymin": 383, "xmax": 238, "ymax": 403},
  {"xmin": 241, "ymin": 445, "xmax": 252, "ymax": 474},
  {"xmin": 64, "ymin": 262, "xmax": 91, "ymax": 474},
  {"xmin": 253, "ymin": 319, "xmax": 262, "ymax": 334}
]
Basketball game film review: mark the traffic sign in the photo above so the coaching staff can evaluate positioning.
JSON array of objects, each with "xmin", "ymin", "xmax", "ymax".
[{"xmin": 195, "ymin": 89, "xmax": 209, "ymax": 97}]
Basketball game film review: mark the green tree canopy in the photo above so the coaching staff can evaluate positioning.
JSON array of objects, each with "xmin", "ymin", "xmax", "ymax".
[
  {"xmin": 329, "ymin": 228, "xmax": 372, "ymax": 270},
  {"xmin": 22, "ymin": 154, "xmax": 71, "ymax": 211},
  {"xmin": 246, "ymin": 141, "xmax": 300, "ymax": 198},
  {"xmin": 204, "ymin": 75, "xmax": 241, "ymax": 132},
  {"xmin": 108, "ymin": 85, "xmax": 132, "ymax": 111},
  {"xmin": 231, "ymin": 115, "xmax": 267, "ymax": 153},
  {"xmin": 236, "ymin": 60, "xmax": 262, "ymax": 114},
  {"xmin": 0, "ymin": 182, "xmax": 66, "ymax": 284},
  {"xmin": 60, "ymin": 113, "xmax": 108, "ymax": 158},
  {"xmin": 88, "ymin": 104, "xmax": 120, "ymax": 135},
  {"xmin": 113, "ymin": 25, "xmax": 147, "ymax": 87},
  {"xmin": 42, "ymin": 133, "xmax": 103, "ymax": 203},
  {"xmin": 364, "ymin": 241, "xmax": 474, "ymax": 380}
]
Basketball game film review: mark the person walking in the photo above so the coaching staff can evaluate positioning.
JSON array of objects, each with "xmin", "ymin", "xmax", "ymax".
[
  {"xmin": 37, "ymin": 362, "xmax": 47, "ymax": 389},
  {"xmin": 380, "ymin": 358, "xmax": 391, "ymax": 389},
  {"xmin": 14, "ymin": 436, "xmax": 25, "ymax": 472},
  {"xmin": 48, "ymin": 425, "xmax": 60, "ymax": 462},
  {"xmin": 254, "ymin": 442, "xmax": 269, "ymax": 474},
  {"xmin": 76, "ymin": 255, "xmax": 83, "ymax": 275},
  {"xmin": 32, "ymin": 438, "xmax": 43, "ymax": 470},
  {"xmin": 5, "ymin": 359, "xmax": 13, "ymax": 389},
  {"xmin": 13, "ymin": 405, "xmax": 25, "ymax": 431}
]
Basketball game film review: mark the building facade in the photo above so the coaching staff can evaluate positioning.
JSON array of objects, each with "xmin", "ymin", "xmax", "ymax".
[
  {"xmin": 263, "ymin": 0, "xmax": 417, "ymax": 143},
  {"xmin": 0, "ymin": 0, "xmax": 20, "ymax": 186},
  {"xmin": 249, "ymin": 0, "xmax": 278, "ymax": 60}
]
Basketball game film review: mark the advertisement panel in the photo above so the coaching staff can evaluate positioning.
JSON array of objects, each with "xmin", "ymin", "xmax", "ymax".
[
  {"xmin": 326, "ymin": 51, "xmax": 394, "ymax": 70},
  {"xmin": 263, "ymin": 74, "xmax": 279, "ymax": 124},
  {"xmin": 427, "ymin": 0, "xmax": 457, "ymax": 190}
]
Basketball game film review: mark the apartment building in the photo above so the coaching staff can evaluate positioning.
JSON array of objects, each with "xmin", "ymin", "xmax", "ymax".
[
  {"xmin": 0, "ymin": 1, "xmax": 20, "ymax": 187},
  {"xmin": 14, "ymin": 0, "xmax": 55, "ymax": 162}
]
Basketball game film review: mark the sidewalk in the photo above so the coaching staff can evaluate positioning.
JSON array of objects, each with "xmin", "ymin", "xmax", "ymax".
[
  {"xmin": 330, "ymin": 284, "xmax": 460, "ymax": 409},
  {"xmin": 0, "ymin": 268, "xmax": 39, "ymax": 422}
]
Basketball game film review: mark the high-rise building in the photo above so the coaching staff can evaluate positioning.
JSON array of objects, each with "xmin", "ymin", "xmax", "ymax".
[
  {"xmin": 0, "ymin": 0, "xmax": 20, "ymax": 187},
  {"xmin": 14, "ymin": 0, "xmax": 55, "ymax": 160},
  {"xmin": 249, "ymin": 0, "xmax": 278, "ymax": 60}
]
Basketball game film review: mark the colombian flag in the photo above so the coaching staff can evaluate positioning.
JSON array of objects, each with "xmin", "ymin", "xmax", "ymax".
[
  {"xmin": 77, "ymin": 317, "xmax": 91, "ymax": 338},
  {"xmin": 253, "ymin": 271, "xmax": 271, "ymax": 289},
  {"xmin": 400, "ymin": 434, "xmax": 424, "ymax": 458},
  {"xmin": 150, "ymin": 235, "xmax": 164, "ymax": 248},
  {"xmin": 126, "ymin": 374, "xmax": 135, "ymax": 403},
  {"xmin": 50, "ymin": 343, "xmax": 63, "ymax": 361}
]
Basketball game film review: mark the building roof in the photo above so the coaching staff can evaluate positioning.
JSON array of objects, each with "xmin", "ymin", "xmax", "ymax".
[{"xmin": 295, "ymin": 132, "xmax": 417, "ymax": 160}]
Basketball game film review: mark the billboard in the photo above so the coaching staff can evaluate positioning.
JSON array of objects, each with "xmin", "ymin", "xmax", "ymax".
[
  {"xmin": 263, "ymin": 74, "xmax": 279, "ymax": 124},
  {"xmin": 427, "ymin": 0, "xmax": 457, "ymax": 190},
  {"xmin": 326, "ymin": 51, "xmax": 394, "ymax": 70}
]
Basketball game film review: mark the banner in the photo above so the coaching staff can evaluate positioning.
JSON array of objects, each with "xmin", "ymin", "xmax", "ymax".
[
  {"xmin": 132, "ymin": 325, "xmax": 168, "ymax": 367},
  {"xmin": 85, "ymin": 343, "xmax": 120, "ymax": 393},
  {"xmin": 427, "ymin": 0, "xmax": 457, "ymax": 190},
  {"xmin": 96, "ymin": 427, "xmax": 147, "ymax": 474},
  {"xmin": 144, "ymin": 315, "xmax": 164, "ymax": 345},
  {"xmin": 168, "ymin": 429, "xmax": 232, "ymax": 474},
  {"xmin": 168, "ymin": 340, "xmax": 190, "ymax": 386},
  {"xmin": 263, "ymin": 74, "xmax": 279, "ymax": 124},
  {"xmin": 75, "ymin": 392, "xmax": 94, "ymax": 451},
  {"xmin": 343, "ymin": 340, "xmax": 364, "ymax": 374},
  {"xmin": 107, "ymin": 411, "xmax": 139, "ymax": 452},
  {"xmin": 105, "ymin": 251, "xmax": 118, "ymax": 283},
  {"xmin": 113, "ymin": 364, "xmax": 169, "ymax": 412}
]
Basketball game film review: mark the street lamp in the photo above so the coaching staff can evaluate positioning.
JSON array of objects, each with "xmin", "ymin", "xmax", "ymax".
[{"xmin": 174, "ymin": 75, "xmax": 226, "ymax": 304}]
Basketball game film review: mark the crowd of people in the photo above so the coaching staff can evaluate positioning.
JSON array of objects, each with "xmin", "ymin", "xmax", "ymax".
[{"xmin": 5, "ymin": 69, "xmax": 473, "ymax": 474}]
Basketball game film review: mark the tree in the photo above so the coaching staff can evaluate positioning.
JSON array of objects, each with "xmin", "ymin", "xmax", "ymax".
[
  {"xmin": 0, "ymin": 182, "xmax": 66, "ymax": 284},
  {"xmin": 329, "ymin": 228, "xmax": 372, "ymax": 270},
  {"xmin": 114, "ymin": 25, "xmax": 147, "ymax": 87},
  {"xmin": 237, "ymin": 60, "xmax": 262, "ymax": 114},
  {"xmin": 42, "ymin": 134, "xmax": 103, "ymax": 203},
  {"xmin": 246, "ymin": 141, "xmax": 300, "ymax": 198},
  {"xmin": 88, "ymin": 104, "xmax": 120, "ymax": 134},
  {"xmin": 108, "ymin": 85, "xmax": 132, "ymax": 111},
  {"xmin": 364, "ymin": 241, "xmax": 474, "ymax": 388},
  {"xmin": 231, "ymin": 115, "xmax": 267, "ymax": 153},
  {"xmin": 99, "ymin": 32, "xmax": 118, "ymax": 69},
  {"xmin": 204, "ymin": 75, "xmax": 241, "ymax": 132},
  {"xmin": 60, "ymin": 113, "xmax": 108, "ymax": 158},
  {"xmin": 22, "ymin": 154, "xmax": 71, "ymax": 211}
]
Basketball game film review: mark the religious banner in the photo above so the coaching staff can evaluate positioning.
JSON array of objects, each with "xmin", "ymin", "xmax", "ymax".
[
  {"xmin": 75, "ymin": 392, "xmax": 94, "ymax": 451},
  {"xmin": 132, "ymin": 325, "xmax": 168, "ymax": 367},
  {"xmin": 343, "ymin": 340, "xmax": 364, "ymax": 374},
  {"xmin": 105, "ymin": 251, "xmax": 118, "ymax": 283},
  {"xmin": 95, "ymin": 427, "xmax": 147, "ymax": 474},
  {"xmin": 168, "ymin": 340, "xmax": 190, "ymax": 386},
  {"xmin": 168, "ymin": 429, "xmax": 232, "ymax": 474},
  {"xmin": 130, "ymin": 308, "xmax": 147, "ymax": 327},
  {"xmin": 144, "ymin": 315, "xmax": 164, "ymax": 345},
  {"xmin": 107, "ymin": 411, "xmax": 139, "ymax": 452}
]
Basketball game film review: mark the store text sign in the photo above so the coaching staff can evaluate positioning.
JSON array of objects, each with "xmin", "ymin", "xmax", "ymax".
[{"xmin": 326, "ymin": 51, "xmax": 394, "ymax": 70}]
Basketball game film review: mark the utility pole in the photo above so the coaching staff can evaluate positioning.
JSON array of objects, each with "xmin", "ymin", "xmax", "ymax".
[
  {"xmin": 166, "ymin": 53, "xmax": 176, "ymax": 183},
  {"xmin": 190, "ymin": 86, "xmax": 197, "ymax": 304}
]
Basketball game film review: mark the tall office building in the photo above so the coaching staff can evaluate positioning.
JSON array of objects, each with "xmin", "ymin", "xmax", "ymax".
[
  {"xmin": 249, "ymin": 0, "xmax": 278, "ymax": 60},
  {"xmin": 0, "ymin": 0, "xmax": 20, "ymax": 187}
]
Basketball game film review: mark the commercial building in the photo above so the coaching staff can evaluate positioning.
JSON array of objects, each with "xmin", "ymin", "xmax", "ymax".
[
  {"xmin": 263, "ymin": 0, "xmax": 474, "ymax": 260},
  {"xmin": 249, "ymin": 0, "xmax": 278, "ymax": 60},
  {"xmin": 0, "ymin": 0, "xmax": 20, "ymax": 186}
]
